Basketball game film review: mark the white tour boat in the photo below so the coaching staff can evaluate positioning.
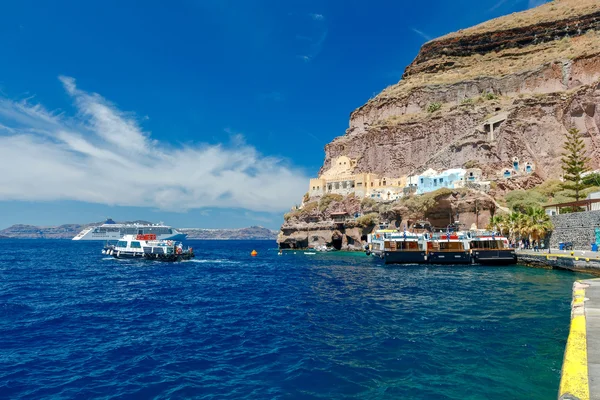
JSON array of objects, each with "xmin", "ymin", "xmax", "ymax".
[{"xmin": 104, "ymin": 234, "xmax": 194, "ymax": 262}]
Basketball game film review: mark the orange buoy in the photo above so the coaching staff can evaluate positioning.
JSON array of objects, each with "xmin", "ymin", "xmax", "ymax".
[{"xmin": 251, "ymin": 250, "xmax": 258, "ymax": 257}]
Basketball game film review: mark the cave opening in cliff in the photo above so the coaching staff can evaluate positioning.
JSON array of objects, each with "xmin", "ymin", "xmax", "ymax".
[{"xmin": 331, "ymin": 237, "xmax": 343, "ymax": 250}]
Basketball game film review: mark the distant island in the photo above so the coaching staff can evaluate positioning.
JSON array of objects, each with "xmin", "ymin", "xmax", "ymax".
[{"xmin": 0, "ymin": 222, "xmax": 278, "ymax": 240}]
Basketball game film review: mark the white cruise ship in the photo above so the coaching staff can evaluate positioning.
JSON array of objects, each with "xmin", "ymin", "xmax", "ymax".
[{"xmin": 72, "ymin": 219, "xmax": 187, "ymax": 241}]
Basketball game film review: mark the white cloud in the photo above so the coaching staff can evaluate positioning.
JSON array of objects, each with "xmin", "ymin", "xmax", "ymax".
[
  {"xmin": 310, "ymin": 13, "xmax": 324, "ymax": 21},
  {"xmin": 0, "ymin": 77, "xmax": 308, "ymax": 213}
]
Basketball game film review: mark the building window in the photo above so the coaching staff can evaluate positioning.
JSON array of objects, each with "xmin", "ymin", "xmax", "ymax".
[
  {"xmin": 383, "ymin": 180, "xmax": 386, "ymax": 186},
  {"xmin": 434, "ymin": 179, "xmax": 437, "ymax": 186},
  {"xmin": 334, "ymin": 182, "xmax": 340, "ymax": 189},
  {"xmin": 357, "ymin": 182, "xmax": 362, "ymax": 187},
  {"xmin": 342, "ymin": 182, "xmax": 347, "ymax": 189},
  {"xmin": 371, "ymin": 182, "xmax": 374, "ymax": 187},
  {"xmin": 351, "ymin": 181, "xmax": 355, "ymax": 188},
  {"xmin": 439, "ymin": 178, "xmax": 443, "ymax": 183},
  {"xmin": 420, "ymin": 178, "xmax": 423, "ymax": 184}
]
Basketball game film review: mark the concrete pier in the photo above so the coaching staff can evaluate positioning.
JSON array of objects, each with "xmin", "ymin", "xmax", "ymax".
[
  {"xmin": 559, "ymin": 279, "xmax": 600, "ymax": 400},
  {"xmin": 516, "ymin": 249, "xmax": 600, "ymax": 275}
]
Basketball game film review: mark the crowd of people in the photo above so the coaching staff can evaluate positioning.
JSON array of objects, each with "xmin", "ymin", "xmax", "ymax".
[{"xmin": 508, "ymin": 238, "xmax": 545, "ymax": 252}]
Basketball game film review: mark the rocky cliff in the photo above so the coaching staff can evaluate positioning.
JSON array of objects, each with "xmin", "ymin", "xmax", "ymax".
[
  {"xmin": 278, "ymin": 189, "xmax": 503, "ymax": 250},
  {"xmin": 324, "ymin": 0, "xmax": 600, "ymax": 179},
  {"xmin": 278, "ymin": 0, "xmax": 600, "ymax": 249}
]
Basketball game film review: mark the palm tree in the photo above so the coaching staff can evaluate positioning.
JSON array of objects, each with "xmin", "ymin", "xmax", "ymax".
[
  {"xmin": 506, "ymin": 211, "xmax": 525, "ymax": 242},
  {"xmin": 525, "ymin": 206, "xmax": 553, "ymax": 243},
  {"xmin": 487, "ymin": 214, "xmax": 507, "ymax": 235}
]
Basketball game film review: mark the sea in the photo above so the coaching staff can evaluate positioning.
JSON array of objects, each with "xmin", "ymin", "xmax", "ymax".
[{"xmin": 0, "ymin": 239, "xmax": 591, "ymax": 399}]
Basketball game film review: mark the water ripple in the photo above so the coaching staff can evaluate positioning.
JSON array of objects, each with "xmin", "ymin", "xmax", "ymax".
[{"xmin": 0, "ymin": 240, "xmax": 590, "ymax": 399}]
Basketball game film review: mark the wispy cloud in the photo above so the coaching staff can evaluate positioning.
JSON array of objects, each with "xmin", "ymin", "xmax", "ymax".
[
  {"xmin": 0, "ymin": 77, "xmax": 308, "ymax": 212},
  {"xmin": 297, "ymin": 30, "xmax": 328, "ymax": 63},
  {"xmin": 296, "ymin": 12, "xmax": 327, "ymax": 62},
  {"xmin": 488, "ymin": 0, "xmax": 509, "ymax": 11},
  {"xmin": 410, "ymin": 28, "xmax": 432, "ymax": 42}
]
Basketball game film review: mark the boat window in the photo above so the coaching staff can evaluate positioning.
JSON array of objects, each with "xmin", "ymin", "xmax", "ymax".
[
  {"xmin": 117, "ymin": 241, "xmax": 127, "ymax": 247},
  {"xmin": 471, "ymin": 240, "xmax": 505, "ymax": 249},
  {"xmin": 397, "ymin": 241, "xmax": 419, "ymax": 250},
  {"xmin": 130, "ymin": 241, "xmax": 141, "ymax": 248},
  {"xmin": 439, "ymin": 242, "xmax": 464, "ymax": 250}
]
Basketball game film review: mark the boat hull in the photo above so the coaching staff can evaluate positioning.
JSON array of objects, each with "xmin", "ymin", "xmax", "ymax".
[
  {"xmin": 384, "ymin": 251, "xmax": 427, "ymax": 264},
  {"xmin": 427, "ymin": 251, "xmax": 472, "ymax": 264},
  {"xmin": 472, "ymin": 250, "xmax": 517, "ymax": 265},
  {"xmin": 143, "ymin": 253, "xmax": 195, "ymax": 262},
  {"xmin": 111, "ymin": 251, "xmax": 145, "ymax": 259}
]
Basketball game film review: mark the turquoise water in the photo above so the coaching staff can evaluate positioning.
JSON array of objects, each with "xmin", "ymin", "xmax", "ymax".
[{"xmin": 0, "ymin": 240, "xmax": 590, "ymax": 399}]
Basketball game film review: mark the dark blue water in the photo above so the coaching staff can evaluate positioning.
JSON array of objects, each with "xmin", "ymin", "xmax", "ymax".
[{"xmin": 0, "ymin": 240, "xmax": 590, "ymax": 399}]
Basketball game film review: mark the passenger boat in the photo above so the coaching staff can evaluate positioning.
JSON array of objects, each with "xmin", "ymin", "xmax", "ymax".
[
  {"xmin": 107, "ymin": 234, "xmax": 194, "ymax": 261},
  {"xmin": 426, "ymin": 231, "xmax": 471, "ymax": 264},
  {"xmin": 469, "ymin": 232, "xmax": 516, "ymax": 265},
  {"xmin": 383, "ymin": 231, "xmax": 428, "ymax": 264},
  {"xmin": 366, "ymin": 228, "xmax": 398, "ymax": 258}
]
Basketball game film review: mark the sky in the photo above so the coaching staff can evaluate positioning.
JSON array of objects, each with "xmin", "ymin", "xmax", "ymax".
[{"xmin": 0, "ymin": 0, "xmax": 544, "ymax": 230}]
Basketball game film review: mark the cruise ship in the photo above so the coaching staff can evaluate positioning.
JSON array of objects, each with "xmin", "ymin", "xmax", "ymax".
[{"xmin": 72, "ymin": 219, "xmax": 186, "ymax": 241}]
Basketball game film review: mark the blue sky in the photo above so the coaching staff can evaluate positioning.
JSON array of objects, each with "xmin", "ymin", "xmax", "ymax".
[{"xmin": 0, "ymin": 0, "xmax": 542, "ymax": 230}]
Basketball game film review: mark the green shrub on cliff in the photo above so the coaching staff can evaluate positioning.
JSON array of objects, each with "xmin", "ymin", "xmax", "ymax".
[
  {"xmin": 583, "ymin": 173, "xmax": 600, "ymax": 187},
  {"xmin": 318, "ymin": 193, "xmax": 343, "ymax": 212},
  {"xmin": 360, "ymin": 197, "xmax": 378, "ymax": 212},
  {"xmin": 356, "ymin": 213, "xmax": 379, "ymax": 227},
  {"xmin": 505, "ymin": 190, "xmax": 547, "ymax": 213},
  {"xmin": 427, "ymin": 102, "xmax": 442, "ymax": 113},
  {"xmin": 284, "ymin": 201, "xmax": 318, "ymax": 221}
]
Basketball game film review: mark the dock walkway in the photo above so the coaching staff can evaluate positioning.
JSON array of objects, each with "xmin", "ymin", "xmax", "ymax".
[{"xmin": 560, "ymin": 278, "xmax": 600, "ymax": 400}]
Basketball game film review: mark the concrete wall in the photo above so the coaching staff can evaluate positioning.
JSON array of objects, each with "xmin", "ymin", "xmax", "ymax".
[{"xmin": 548, "ymin": 210, "xmax": 600, "ymax": 250}]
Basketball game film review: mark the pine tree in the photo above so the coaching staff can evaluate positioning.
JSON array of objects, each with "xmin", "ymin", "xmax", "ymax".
[{"xmin": 561, "ymin": 128, "xmax": 590, "ymax": 201}]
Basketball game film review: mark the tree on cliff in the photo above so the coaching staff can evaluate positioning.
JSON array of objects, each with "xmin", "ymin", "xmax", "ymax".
[{"xmin": 561, "ymin": 128, "xmax": 590, "ymax": 201}]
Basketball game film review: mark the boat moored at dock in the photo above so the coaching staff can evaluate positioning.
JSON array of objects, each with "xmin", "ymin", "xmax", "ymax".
[
  {"xmin": 469, "ymin": 232, "xmax": 516, "ymax": 264},
  {"xmin": 426, "ymin": 232, "xmax": 471, "ymax": 264},
  {"xmin": 383, "ymin": 232, "xmax": 428, "ymax": 264},
  {"xmin": 366, "ymin": 226, "xmax": 399, "ymax": 258}
]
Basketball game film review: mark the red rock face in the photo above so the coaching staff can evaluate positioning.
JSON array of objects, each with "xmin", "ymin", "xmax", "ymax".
[
  {"xmin": 317, "ymin": 2, "xmax": 600, "ymax": 180},
  {"xmin": 322, "ymin": 59, "xmax": 600, "ymax": 180}
]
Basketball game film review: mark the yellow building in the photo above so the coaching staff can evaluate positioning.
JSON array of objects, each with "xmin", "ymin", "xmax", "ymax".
[{"xmin": 308, "ymin": 156, "xmax": 407, "ymax": 200}]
